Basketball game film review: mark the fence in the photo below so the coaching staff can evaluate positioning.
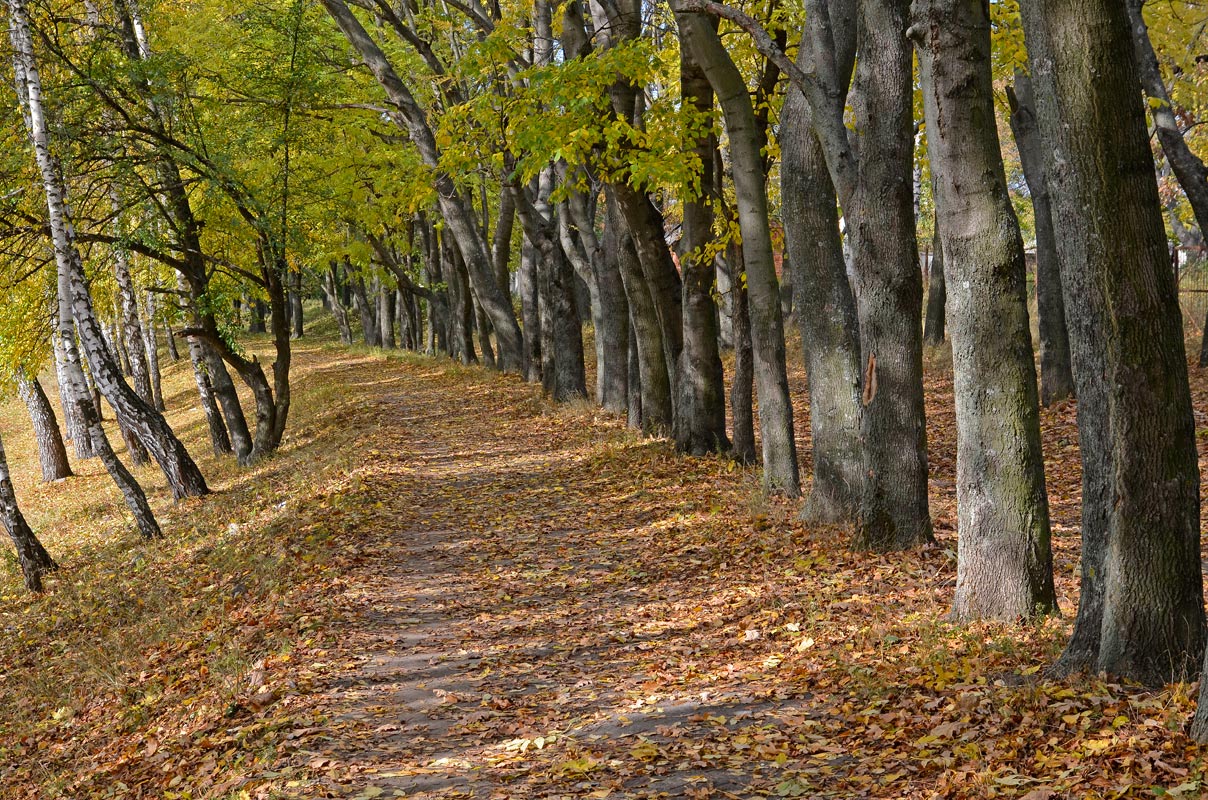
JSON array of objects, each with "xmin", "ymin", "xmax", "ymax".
[{"xmin": 1174, "ymin": 246, "xmax": 1208, "ymax": 330}]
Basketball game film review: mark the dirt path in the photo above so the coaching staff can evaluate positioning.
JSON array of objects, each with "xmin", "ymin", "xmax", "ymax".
[
  {"xmin": 269, "ymin": 351, "xmax": 1175, "ymax": 800},
  {"xmin": 284, "ymin": 359, "xmax": 841, "ymax": 799}
]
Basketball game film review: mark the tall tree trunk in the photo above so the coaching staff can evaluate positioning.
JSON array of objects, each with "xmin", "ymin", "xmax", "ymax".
[
  {"xmin": 849, "ymin": 0, "xmax": 933, "ymax": 550},
  {"xmin": 780, "ymin": 0, "xmax": 863, "ymax": 520},
  {"xmin": 674, "ymin": 30, "xmax": 729, "ymax": 455},
  {"xmin": 607, "ymin": 189, "xmax": 672, "ymax": 434},
  {"xmin": 512, "ymin": 175, "xmax": 587, "ymax": 402},
  {"xmin": 10, "ymin": 0, "xmax": 208, "ymax": 499},
  {"xmin": 379, "ymin": 280, "xmax": 397, "ymax": 349},
  {"xmin": 176, "ymin": 274, "xmax": 252, "ymax": 462},
  {"xmin": 916, "ymin": 0, "xmax": 1056, "ymax": 622},
  {"xmin": 675, "ymin": 4, "xmax": 798, "ymax": 493},
  {"xmin": 290, "ymin": 269, "xmax": 305, "ymax": 338},
  {"xmin": 727, "ymin": 244, "xmax": 756, "ymax": 465},
  {"xmin": 54, "ymin": 293, "xmax": 97, "ymax": 460},
  {"xmin": 1021, "ymin": 0, "xmax": 1204, "ymax": 687},
  {"xmin": 352, "ymin": 273, "xmax": 378, "ymax": 346},
  {"xmin": 1007, "ymin": 72, "xmax": 1074, "ymax": 405},
  {"xmin": 111, "ymin": 225, "xmax": 153, "ymax": 405},
  {"xmin": 17, "ymin": 373, "xmax": 72, "ymax": 482},
  {"xmin": 322, "ymin": 261, "xmax": 355, "ymax": 345},
  {"xmin": 0, "ymin": 433, "xmax": 57, "ymax": 592},
  {"xmin": 142, "ymin": 289, "xmax": 165, "ymax": 411},
  {"xmin": 515, "ymin": 235, "xmax": 540, "ymax": 382},
  {"xmin": 185, "ymin": 331, "xmax": 233, "ymax": 457},
  {"xmin": 163, "ymin": 321, "xmax": 179, "ymax": 361},
  {"xmin": 922, "ymin": 229, "xmax": 946, "ymax": 346}
]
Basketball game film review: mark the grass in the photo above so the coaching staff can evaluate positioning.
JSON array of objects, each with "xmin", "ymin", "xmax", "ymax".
[{"xmin": 0, "ymin": 310, "xmax": 394, "ymax": 796}]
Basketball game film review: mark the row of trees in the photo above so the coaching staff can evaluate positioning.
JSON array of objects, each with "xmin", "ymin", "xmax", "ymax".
[{"xmin": 4, "ymin": 0, "xmax": 1208, "ymax": 739}]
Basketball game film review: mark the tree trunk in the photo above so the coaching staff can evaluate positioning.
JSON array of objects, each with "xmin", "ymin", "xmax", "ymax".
[
  {"xmin": 849, "ymin": 0, "xmax": 933, "ymax": 550},
  {"xmin": 922, "ymin": 229, "xmax": 946, "ymax": 346},
  {"xmin": 916, "ymin": 0, "xmax": 1056, "ymax": 621},
  {"xmin": 475, "ymin": 299, "xmax": 495, "ymax": 367},
  {"xmin": 780, "ymin": 4, "xmax": 863, "ymax": 520},
  {"xmin": 352, "ymin": 273, "xmax": 378, "ymax": 346},
  {"xmin": 322, "ymin": 261, "xmax": 355, "ymax": 345},
  {"xmin": 379, "ymin": 280, "xmax": 397, "ymax": 349},
  {"xmin": 290, "ymin": 269, "xmax": 305, "ymax": 338},
  {"xmin": 54, "ymin": 292, "xmax": 97, "ymax": 460},
  {"xmin": 1021, "ymin": 0, "xmax": 1204, "ymax": 687},
  {"xmin": 111, "ymin": 230, "xmax": 153, "ymax": 405},
  {"xmin": 176, "ymin": 273, "xmax": 252, "ymax": 462},
  {"xmin": 607, "ymin": 189, "xmax": 672, "ymax": 434},
  {"xmin": 185, "ymin": 331, "xmax": 233, "ymax": 457},
  {"xmin": 513, "ymin": 236, "xmax": 539, "ymax": 383},
  {"xmin": 1007, "ymin": 72, "xmax": 1074, "ymax": 405},
  {"xmin": 447, "ymin": 236, "xmax": 477, "ymax": 364},
  {"xmin": 0, "ymin": 433, "xmax": 57, "ymax": 592},
  {"xmin": 727, "ymin": 244, "xmax": 756, "ymax": 465},
  {"xmin": 163, "ymin": 321, "xmax": 180, "ymax": 361},
  {"xmin": 512, "ymin": 176, "xmax": 587, "ymax": 402},
  {"xmin": 673, "ymin": 29, "xmax": 729, "ymax": 455},
  {"xmin": 142, "ymin": 290, "xmax": 165, "ymax": 411},
  {"xmin": 17, "ymin": 373, "xmax": 72, "ymax": 482}
]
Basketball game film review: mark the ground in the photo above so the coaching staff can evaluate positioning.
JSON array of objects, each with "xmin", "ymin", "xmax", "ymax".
[{"xmin": 1, "ymin": 315, "xmax": 1208, "ymax": 799}]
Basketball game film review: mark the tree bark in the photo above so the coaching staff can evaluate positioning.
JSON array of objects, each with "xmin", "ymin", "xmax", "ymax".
[
  {"xmin": 673, "ymin": 27, "xmax": 729, "ymax": 455},
  {"xmin": 1021, "ymin": 0, "xmax": 1204, "ymax": 687},
  {"xmin": 110, "ymin": 213, "xmax": 153, "ymax": 407},
  {"xmin": 1007, "ymin": 72, "xmax": 1074, "ymax": 405},
  {"xmin": 289, "ymin": 269, "xmax": 305, "ymax": 338},
  {"xmin": 17, "ymin": 373, "xmax": 72, "ymax": 482},
  {"xmin": 916, "ymin": 0, "xmax": 1056, "ymax": 622},
  {"xmin": 727, "ymin": 243, "xmax": 756, "ymax": 465},
  {"xmin": 352, "ymin": 273, "xmax": 378, "ymax": 346},
  {"xmin": 379, "ymin": 279, "xmax": 397, "ymax": 349},
  {"xmin": 922, "ymin": 229, "xmax": 946, "ymax": 346},
  {"xmin": 322, "ymin": 261, "xmax": 355, "ymax": 345},
  {"xmin": 142, "ymin": 290, "xmax": 165, "ymax": 411},
  {"xmin": 517, "ymin": 235, "xmax": 542, "ymax": 381},
  {"xmin": 54, "ymin": 288, "xmax": 97, "ymax": 460},
  {"xmin": 163, "ymin": 321, "xmax": 179, "ymax": 361},
  {"xmin": 780, "ymin": 0, "xmax": 863, "ymax": 520},
  {"xmin": 0, "ymin": 433, "xmax": 57, "ymax": 592},
  {"xmin": 607, "ymin": 189, "xmax": 672, "ymax": 435},
  {"xmin": 849, "ymin": 0, "xmax": 933, "ymax": 549}
]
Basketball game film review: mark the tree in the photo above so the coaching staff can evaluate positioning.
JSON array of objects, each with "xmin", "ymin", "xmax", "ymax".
[
  {"xmin": 849, "ymin": 0, "xmax": 932, "ymax": 549},
  {"xmin": 1020, "ymin": 0, "xmax": 1204, "ymax": 685},
  {"xmin": 17, "ymin": 373, "xmax": 72, "ymax": 483},
  {"xmin": 0, "ymin": 431, "xmax": 56, "ymax": 592},
  {"xmin": 1006, "ymin": 72, "xmax": 1074, "ymax": 406},
  {"xmin": 780, "ymin": 0, "xmax": 864, "ymax": 521},
  {"xmin": 915, "ymin": 0, "xmax": 1056, "ymax": 621}
]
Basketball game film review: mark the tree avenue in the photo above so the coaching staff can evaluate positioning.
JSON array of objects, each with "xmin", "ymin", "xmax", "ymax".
[{"xmin": 5, "ymin": 0, "xmax": 1208, "ymax": 784}]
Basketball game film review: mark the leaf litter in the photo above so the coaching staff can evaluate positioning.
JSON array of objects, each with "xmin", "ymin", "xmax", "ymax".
[{"xmin": 0, "ymin": 337, "xmax": 1207, "ymax": 798}]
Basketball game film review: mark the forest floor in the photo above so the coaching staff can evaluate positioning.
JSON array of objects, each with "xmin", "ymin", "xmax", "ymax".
[{"xmin": 3, "ymin": 315, "xmax": 1208, "ymax": 799}]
